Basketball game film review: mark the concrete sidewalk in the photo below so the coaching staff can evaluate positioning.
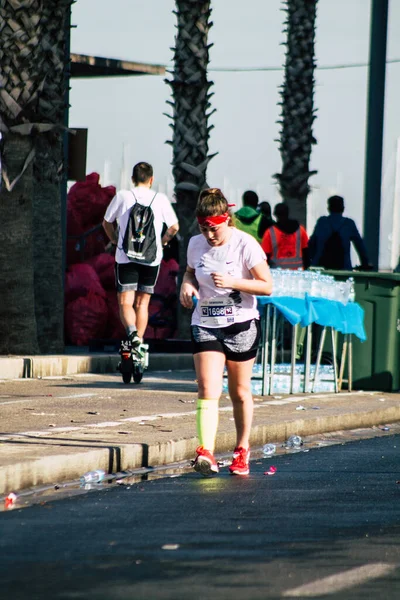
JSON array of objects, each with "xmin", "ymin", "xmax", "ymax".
[{"xmin": 0, "ymin": 352, "xmax": 400, "ymax": 497}]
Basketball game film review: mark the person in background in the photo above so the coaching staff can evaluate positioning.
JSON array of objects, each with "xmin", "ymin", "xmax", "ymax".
[
  {"xmin": 308, "ymin": 195, "xmax": 370, "ymax": 271},
  {"xmin": 180, "ymin": 188, "xmax": 272, "ymax": 477},
  {"xmin": 102, "ymin": 162, "xmax": 179, "ymax": 348},
  {"xmin": 235, "ymin": 190, "xmax": 273, "ymax": 243},
  {"xmin": 257, "ymin": 201, "xmax": 276, "ymax": 239},
  {"xmin": 261, "ymin": 202, "xmax": 309, "ymax": 269}
]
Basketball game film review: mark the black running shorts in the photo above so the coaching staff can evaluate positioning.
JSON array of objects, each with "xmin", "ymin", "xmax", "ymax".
[
  {"xmin": 115, "ymin": 262, "xmax": 160, "ymax": 294},
  {"xmin": 190, "ymin": 318, "xmax": 260, "ymax": 362}
]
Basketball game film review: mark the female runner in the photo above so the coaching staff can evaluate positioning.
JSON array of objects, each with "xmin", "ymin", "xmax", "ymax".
[{"xmin": 180, "ymin": 188, "xmax": 272, "ymax": 475}]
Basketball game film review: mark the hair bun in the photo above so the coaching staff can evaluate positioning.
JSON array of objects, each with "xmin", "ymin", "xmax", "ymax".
[{"xmin": 207, "ymin": 188, "xmax": 222, "ymax": 196}]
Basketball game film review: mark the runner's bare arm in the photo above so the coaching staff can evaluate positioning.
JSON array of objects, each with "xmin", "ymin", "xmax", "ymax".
[
  {"xmin": 180, "ymin": 266, "xmax": 200, "ymax": 308},
  {"xmin": 211, "ymin": 260, "xmax": 272, "ymax": 296},
  {"xmin": 102, "ymin": 219, "xmax": 118, "ymax": 244},
  {"xmin": 162, "ymin": 223, "xmax": 180, "ymax": 247}
]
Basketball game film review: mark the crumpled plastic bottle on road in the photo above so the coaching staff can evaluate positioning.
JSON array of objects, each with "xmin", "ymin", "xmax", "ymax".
[
  {"xmin": 285, "ymin": 435, "xmax": 303, "ymax": 449},
  {"xmin": 262, "ymin": 443, "xmax": 276, "ymax": 457},
  {"xmin": 80, "ymin": 469, "xmax": 106, "ymax": 485}
]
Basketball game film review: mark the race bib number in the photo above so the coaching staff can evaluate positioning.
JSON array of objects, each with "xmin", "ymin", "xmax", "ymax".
[{"xmin": 199, "ymin": 297, "xmax": 235, "ymax": 326}]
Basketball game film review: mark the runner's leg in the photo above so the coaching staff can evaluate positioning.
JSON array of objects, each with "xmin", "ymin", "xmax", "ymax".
[
  {"xmin": 194, "ymin": 351, "xmax": 225, "ymax": 452},
  {"xmin": 135, "ymin": 264, "xmax": 159, "ymax": 339},
  {"xmin": 134, "ymin": 291, "xmax": 151, "ymax": 339},
  {"xmin": 226, "ymin": 357, "xmax": 255, "ymax": 449},
  {"xmin": 115, "ymin": 263, "xmax": 139, "ymax": 338},
  {"xmin": 118, "ymin": 290, "xmax": 136, "ymax": 330}
]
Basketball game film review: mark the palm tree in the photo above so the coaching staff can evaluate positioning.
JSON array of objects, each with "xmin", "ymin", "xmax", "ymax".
[
  {"xmin": 0, "ymin": 134, "xmax": 39, "ymax": 354},
  {"xmin": 0, "ymin": 0, "xmax": 72, "ymax": 354},
  {"xmin": 166, "ymin": 0, "xmax": 216, "ymax": 336},
  {"xmin": 32, "ymin": 3, "xmax": 72, "ymax": 353},
  {"xmin": 275, "ymin": 0, "xmax": 318, "ymax": 226}
]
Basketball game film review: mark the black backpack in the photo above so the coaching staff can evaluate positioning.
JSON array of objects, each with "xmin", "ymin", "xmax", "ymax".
[
  {"xmin": 318, "ymin": 221, "xmax": 345, "ymax": 270},
  {"xmin": 122, "ymin": 191, "xmax": 157, "ymax": 264}
]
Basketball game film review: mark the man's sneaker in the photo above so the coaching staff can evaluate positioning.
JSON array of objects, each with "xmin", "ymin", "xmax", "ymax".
[
  {"xmin": 132, "ymin": 342, "xmax": 146, "ymax": 360},
  {"xmin": 229, "ymin": 446, "xmax": 250, "ymax": 476},
  {"xmin": 192, "ymin": 446, "xmax": 219, "ymax": 476},
  {"xmin": 128, "ymin": 331, "xmax": 142, "ymax": 348}
]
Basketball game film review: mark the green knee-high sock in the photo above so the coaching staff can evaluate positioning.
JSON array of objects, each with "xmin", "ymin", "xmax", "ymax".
[{"xmin": 196, "ymin": 398, "xmax": 219, "ymax": 452}]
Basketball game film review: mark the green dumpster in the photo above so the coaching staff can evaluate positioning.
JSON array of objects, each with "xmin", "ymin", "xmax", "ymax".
[{"xmin": 327, "ymin": 270, "xmax": 400, "ymax": 392}]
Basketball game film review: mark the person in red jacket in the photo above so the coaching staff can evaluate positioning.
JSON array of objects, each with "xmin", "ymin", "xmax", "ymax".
[{"xmin": 261, "ymin": 203, "xmax": 309, "ymax": 269}]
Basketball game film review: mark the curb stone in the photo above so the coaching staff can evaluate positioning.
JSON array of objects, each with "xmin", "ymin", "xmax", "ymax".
[
  {"xmin": 0, "ymin": 353, "xmax": 194, "ymax": 380},
  {"xmin": 1, "ymin": 401, "xmax": 399, "ymax": 495}
]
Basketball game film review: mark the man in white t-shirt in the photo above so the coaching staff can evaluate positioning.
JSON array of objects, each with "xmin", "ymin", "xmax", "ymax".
[{"xmin": 102, "ymin": 162, "xmax": 179, "ymax": 347}]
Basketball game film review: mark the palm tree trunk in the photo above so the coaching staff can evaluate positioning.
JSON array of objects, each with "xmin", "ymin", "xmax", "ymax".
[
  {"xmin": 33, "ymin": 133, "xmax": 65, "ymax": 353},
  {"xmin": 0, "ymin": 135, "xmax": 39, "ymax": 354},
  {"xmin": 275, "ymin": 0, "xmax": 318, "ymax": 226},
  {"xmin": 31, "ymin": 2, "xmax": 72, "ymax": 353},
  {"xmin": 166, "ymin": 0, "xmax": 216, "ymax": 337},
  {"xmin": 0, "ymin": 0, "xmax": 72, "ymax": 354}
]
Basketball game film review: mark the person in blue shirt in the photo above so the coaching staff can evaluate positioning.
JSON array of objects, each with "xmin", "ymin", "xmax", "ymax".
[{"xmin": 308, "ymin": 195, "xmax": 370, "ymax": 271}]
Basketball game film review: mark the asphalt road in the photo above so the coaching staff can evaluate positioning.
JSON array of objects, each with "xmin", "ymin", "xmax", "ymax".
[{"xmin": 1, "ymin": 435, "xmax": 400, "ymax": 600}]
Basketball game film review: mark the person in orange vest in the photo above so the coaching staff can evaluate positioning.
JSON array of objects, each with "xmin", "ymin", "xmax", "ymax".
[{"xmin": 261, "ymin": 203, "xmax": 310, "ymax": 269}]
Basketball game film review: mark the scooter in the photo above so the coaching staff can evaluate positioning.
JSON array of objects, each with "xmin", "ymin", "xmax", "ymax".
[{"xmin": 117, "ymin": 340, "xmax": 149, "ymax": 384}]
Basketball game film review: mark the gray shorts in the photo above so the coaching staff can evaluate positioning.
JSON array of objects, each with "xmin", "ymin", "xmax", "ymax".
[
  {"xmin": 190, "ymin": 319, "xmax": 260, "ymax": 362},
  {"xmin": 115, "ymin": 262, "xmax": 160, "ymax": 294}
]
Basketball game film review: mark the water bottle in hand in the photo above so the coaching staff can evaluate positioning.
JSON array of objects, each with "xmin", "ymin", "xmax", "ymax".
[{"xmin": 80, "ymin": 469, "xmax": 106, "ymax": 485}]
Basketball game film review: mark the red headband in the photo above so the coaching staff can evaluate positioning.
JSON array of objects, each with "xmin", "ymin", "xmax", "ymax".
[{"xmin": 197, "ymin": 212, "xmax": 229, "ymax": 227}]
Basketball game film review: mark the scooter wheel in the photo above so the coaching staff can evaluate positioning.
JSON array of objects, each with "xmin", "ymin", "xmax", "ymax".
[
  {"xmin": 122, "ymin": 370, "xmax": 132, "ymax": 384},
  {"xmin": 133, "ymin": 365, "xmax": 143, "ymax": 384}
]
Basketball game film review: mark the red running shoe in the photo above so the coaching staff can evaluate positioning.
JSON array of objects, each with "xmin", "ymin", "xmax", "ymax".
[
  {"xmin": 229, "ymin": 446, "xmax": 250, "ymax": 476},
  {"xmin": 192, "ymin": 446, "xmax": 219, "ymax": 476}
]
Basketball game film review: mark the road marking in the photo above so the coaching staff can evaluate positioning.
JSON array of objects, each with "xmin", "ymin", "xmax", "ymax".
[
  {"xmin": 0, "ymin": 392, "xmax": 99, "ymax": 404},
  {"xmin": 282, "ymin": 563, "xmax": 396, "ymax": 597},
  {"xmin": 0, "ymin": 399, "xmax": 36, "ymax": 405},
  {"xmin": 58, "ymin": 393, "xmax": 98, "ymax": 399},
  {"xmin": 256, "ymin": 391, "xmax": 376, "ymax": 406},
  {"xmin": 2, "ymin": 411, "xmax": 196, "ymax": 438}
]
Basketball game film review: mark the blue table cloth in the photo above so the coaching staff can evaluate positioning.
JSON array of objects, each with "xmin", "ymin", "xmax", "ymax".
[{"xmin": 257, "ymin": 295, "xmax": 366, "ymax": 342}]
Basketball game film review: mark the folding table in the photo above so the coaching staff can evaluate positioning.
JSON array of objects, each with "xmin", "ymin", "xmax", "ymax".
[{"xmin": 256, "ymin": 295, "xmax": 367, "ymax": 395}]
